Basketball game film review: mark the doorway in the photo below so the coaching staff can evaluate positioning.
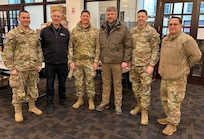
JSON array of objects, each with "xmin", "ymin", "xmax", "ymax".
[
  {"xmin": 155, "ymin": 0, "xmax": 204, "ymax": 85},
  {"xmin": 0, "ymin": 5, "xmax": 21, "ymax": 50}
]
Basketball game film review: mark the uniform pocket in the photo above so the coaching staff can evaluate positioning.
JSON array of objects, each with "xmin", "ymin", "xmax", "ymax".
[{"xmin": 9, "ymin": 75, "xmax": 20, "ymax": 88}]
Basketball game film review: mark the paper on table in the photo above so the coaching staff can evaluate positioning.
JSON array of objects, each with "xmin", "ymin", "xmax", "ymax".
[{"xmin": 197, "ymin": 28, "xmax": 204, "ymax": 40}]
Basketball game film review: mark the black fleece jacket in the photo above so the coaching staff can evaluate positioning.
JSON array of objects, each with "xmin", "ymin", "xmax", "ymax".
[{"xmin": 40, "ymin": 24, "xmax": 70, "ymax": 64}]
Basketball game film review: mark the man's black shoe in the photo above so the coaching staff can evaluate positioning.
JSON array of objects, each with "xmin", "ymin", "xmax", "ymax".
[
  {"xmin": 59, "ymin": 101, "xmax": 68, "ymax": 107},
  {"xmin": 46, "ymin": 105, "xmax": 55, "ymax": 114}
]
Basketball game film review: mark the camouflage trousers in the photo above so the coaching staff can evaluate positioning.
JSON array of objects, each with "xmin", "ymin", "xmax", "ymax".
[
  {"xmin": 160, "ymin": 76, "xmax": 187, "ymax": 125},
  {"xmin": 73, "ymin": 59, "xmax": 96, "ymax": 97},
  {"xmin": 129, "ymin": 66, "xmax": 152, "ymax": 109},
  {"xmin": 9, "ymin": 70, "xmax": 39, "ymax": 106}
]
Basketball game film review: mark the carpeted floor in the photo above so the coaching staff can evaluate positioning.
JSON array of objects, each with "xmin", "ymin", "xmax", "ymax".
[{"xmin": 0, "ymin": 76, "xmax": 204, "ymax": 139}]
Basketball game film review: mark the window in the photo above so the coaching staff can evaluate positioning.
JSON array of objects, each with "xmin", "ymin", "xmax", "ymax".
[
  {"xmin": 200, "ymin": 2, "xmax": 204, "ymax": 13},
  {"xmin": 25, "ymin": 0, "xmax": 34, "ymax": 3},
  {"xmin": 186, "ymin": 2, "xmax": 193, "ymax": 13},
  {"xmin": 164, "ymin": 3, "xmax": 171, "ymax": 14},
  {"xmin": 8, "ymin": 0, "xmax": 20, "ymax": 4}
]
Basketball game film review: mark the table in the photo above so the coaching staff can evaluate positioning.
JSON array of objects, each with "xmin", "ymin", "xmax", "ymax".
[
  {"xmin": 0, "ymin": 52, "xmax": 9, "ymax": 87},
  {"xmin": 0, "ymin": 52, "xmax": 9, "ymax": 76},
  {"xmin": 0, "ymin": 52, "xmax": 45, "ymax": 98}
]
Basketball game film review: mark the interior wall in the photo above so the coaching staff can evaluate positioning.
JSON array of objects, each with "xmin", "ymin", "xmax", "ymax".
[
  {"xmin": 0, "ymin": 0, "xmax": 8, "ymax": 5},
  {"xmin": 66, "ymin": 0, "xmax": 84, "ymax": 31}
]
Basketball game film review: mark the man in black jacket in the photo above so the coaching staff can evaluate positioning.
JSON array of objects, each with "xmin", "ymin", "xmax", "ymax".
[{"xmin": 40, "ymin": 10, "xmax": 70, "ymax": 113}]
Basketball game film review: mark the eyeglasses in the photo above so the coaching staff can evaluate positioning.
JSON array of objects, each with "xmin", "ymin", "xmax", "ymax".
[{"xmin": 168, "ymin": 23, "xmax": 179, "ymax": 26}]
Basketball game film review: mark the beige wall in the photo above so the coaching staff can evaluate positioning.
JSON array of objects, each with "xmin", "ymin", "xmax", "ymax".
[
  {"xmin": 0, "ymin": 0, "xmax": 8, "ymax": 5},
  {"xmin": 66, "ymin": 0, "xmax": 84, "ymax": 31}
]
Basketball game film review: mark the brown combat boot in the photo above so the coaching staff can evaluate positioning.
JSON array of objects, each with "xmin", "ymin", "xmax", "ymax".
[
  {"xmin": 162, "ymin": 123, "xmax": 177, "ymax": 136},
  {"xmin": 141, "ymin": 108, "xmax": 148, "ymax": 125},
  {"xmin": 157, "ymin": 118, "xmax": 168, "ymax": 125},
  {"xmin": 14, "ymin": 105, "xmax": 23, "ymax": 122},
  {"xmin": 88, "ymin": 97, "xmax": 95, "ymax": 110},
  {"xmin": 28, "ymin": 102, "xmax": 43, "ymax": 115},
  {"xmin": 72, "ymin": 97, "xmax": 84, "ymax": 109},
  {"xmin": 130, "ymin": 98, "xmax": 141, "ymax": 115},
  {"xmin": 130, "ymin": 105, "xmax": 141, "ymax": 115}
]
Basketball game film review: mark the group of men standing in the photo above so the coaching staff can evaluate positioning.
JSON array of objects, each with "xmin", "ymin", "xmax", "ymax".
[{"xmin": 2, "ymin": 6, "xmax": 202, "ymax": 136}]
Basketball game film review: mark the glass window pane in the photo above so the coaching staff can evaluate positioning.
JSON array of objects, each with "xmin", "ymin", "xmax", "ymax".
[
  {"xmin": 9, "ymin": 10, "xmax": 19, "ymax": 29},
  {"xmin": 144, "ymin": 0, "xmax": 157, "ymax": 24},
  {"xmin": 25, "ymin": 0, "xmax": 34, "ymax": 3},
  {"xmin": 25, "ymin": 0, "xmax": 43, "ymax": 3},
  {"xmin": 163, "ymin": 16, "xmax": 169, "ymax": 26},
  {"xmin": 144, "ymin": 0, "xmax": 157, "ymax": 16},
  {"xmin": 183, "ymin": 15, "xmax": 192, "ymax": 26},
  {"xmin": 164, "ymin": 3, "xmax": 172, "ymax": 14},
  {"xmin": 162, "ymin": 28, "xmax": 168, "ymax": 37},
  {"xmin": 87, "ymin": 1, "xmax": 117, "ymax": 28},
  {"xmin": 200, "ymin": 2, "xmax": 204, "ymax": 13},
  {"xmin": 199, "ymin": 15, "xmax": 204, "ymax": 27},
  {"xmin": 24, "ymin": 5, "xmax": 44, "ymax": 30},
  {"xmin": 46, "ymin": 0, "xmax": 64, "ymax": 1},
  {"xmin": 183, "ymin": 27, "xmax": 190, "ymax": 34},
  {"xmin": 148, "ymin": 17, "xmax": 155, "ymax": 23},
  {"xmin": 183, "ymin": 2, "xmax": 193, "ymax": 14},
  {"xmin": 120, "ymin": 0, "xmax": 137, "ymax": 22},
  {"xmin": 173, "ymin": 3, "xmax": 182, "ymax": 14},
  {"xmin": 8, "ymin": 0, "xmax": 20, "ymax": 4}
]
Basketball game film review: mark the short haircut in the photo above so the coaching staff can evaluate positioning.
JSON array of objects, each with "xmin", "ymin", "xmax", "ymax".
[
  {"xmin": 106, "ymin": 6, "xmax": 117, "ymax": 12},
  {"xmin": 137, "ymin": 9, "xmax": 148, "ymax": 16},
  {"xmin": 81, "ymin": 10, "xmax": 90, "ymax": 16},
  {"xmin": 18, "ymin": 10, "xmax": 29, "ymax": 17},
  {"xmin": 169, "ymin": 16, "xmax": 182, "ymax": 24},
  {"xmin": 51, "ymin": 9, "xmax": 62, "ymax": 15}
]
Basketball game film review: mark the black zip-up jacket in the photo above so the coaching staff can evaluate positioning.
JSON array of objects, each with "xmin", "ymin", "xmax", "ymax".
[{"xmin": 40, "ymin": 24, "xmax": 70, "ymax": 64}]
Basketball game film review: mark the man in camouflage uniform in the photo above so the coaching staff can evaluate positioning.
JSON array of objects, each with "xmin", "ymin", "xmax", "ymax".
[
  {"xmin": 158, "ymin": 17, "xmax": 202, "ymax": 136},
  {"xmin": 3, "ymin": 10, "xmax": 43, "ymax": 122},
  {"xmin": 129, "ymin": 9, "xmax": 160, "ymax": 125},
  {"xmin": 68, "ymin": 10, "xmax": 100, "ymax": 110}
]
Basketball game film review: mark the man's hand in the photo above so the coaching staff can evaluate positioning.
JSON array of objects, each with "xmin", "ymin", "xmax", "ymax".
[
  {"xmin": 93, "ymin": 62, "xmax": 98, "ymax": 70},
  {"xmin": 146, "ymin": 66, "xmax": 154, "ymax": 76},
  {"xmin": 69, "ymin": 62, "xmax": 75, "ymax": 70},
  {"xmin": 10, "ymin": 69, "xmax": 18, "ymax": 76},
  {"xmin": 121, "ymin": 62, "xmax": 128, "ymax": 69},
  {"xmin": 37, "ymin": 66, "xmax": 42, "ymax": 72}
]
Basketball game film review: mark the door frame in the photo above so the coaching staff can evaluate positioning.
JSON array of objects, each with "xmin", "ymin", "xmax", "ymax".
[{"xmin": 154, "ymin": 0, "xmax": 204, "ymax": 85}]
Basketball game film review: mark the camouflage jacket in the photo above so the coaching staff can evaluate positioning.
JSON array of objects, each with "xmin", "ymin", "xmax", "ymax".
[
  {"xmin": 3, "ymin": 26, "xmax": 43, "ymax": 71},
  {"xmin": 68, "ymin": 21, "xmax": 100, "ymax": 63},
  {"xmin": 130, "ymin": 24, "xmax": 160, "ymax": 67}
]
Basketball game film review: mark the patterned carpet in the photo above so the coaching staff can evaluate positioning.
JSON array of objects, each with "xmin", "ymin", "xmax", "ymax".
[{"xmin": 0, "ymin": 76, "xmax": 204, "ymax": 139}]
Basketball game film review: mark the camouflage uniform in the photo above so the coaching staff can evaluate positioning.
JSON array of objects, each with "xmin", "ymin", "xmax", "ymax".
[
  {"xmin": 159, "ymin": 32, "xmax": 202, "ymax": 125},
  {"xmin": 68, "ymin": 21, "xmax": 100, "ymax": 97},
  {"xmin": 3, "ymin": 26, "xmax": 43, "ymax": 106},
  {"xmin": 130, "ymin": 24, "xmax": 160, "ymax": 109}
]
